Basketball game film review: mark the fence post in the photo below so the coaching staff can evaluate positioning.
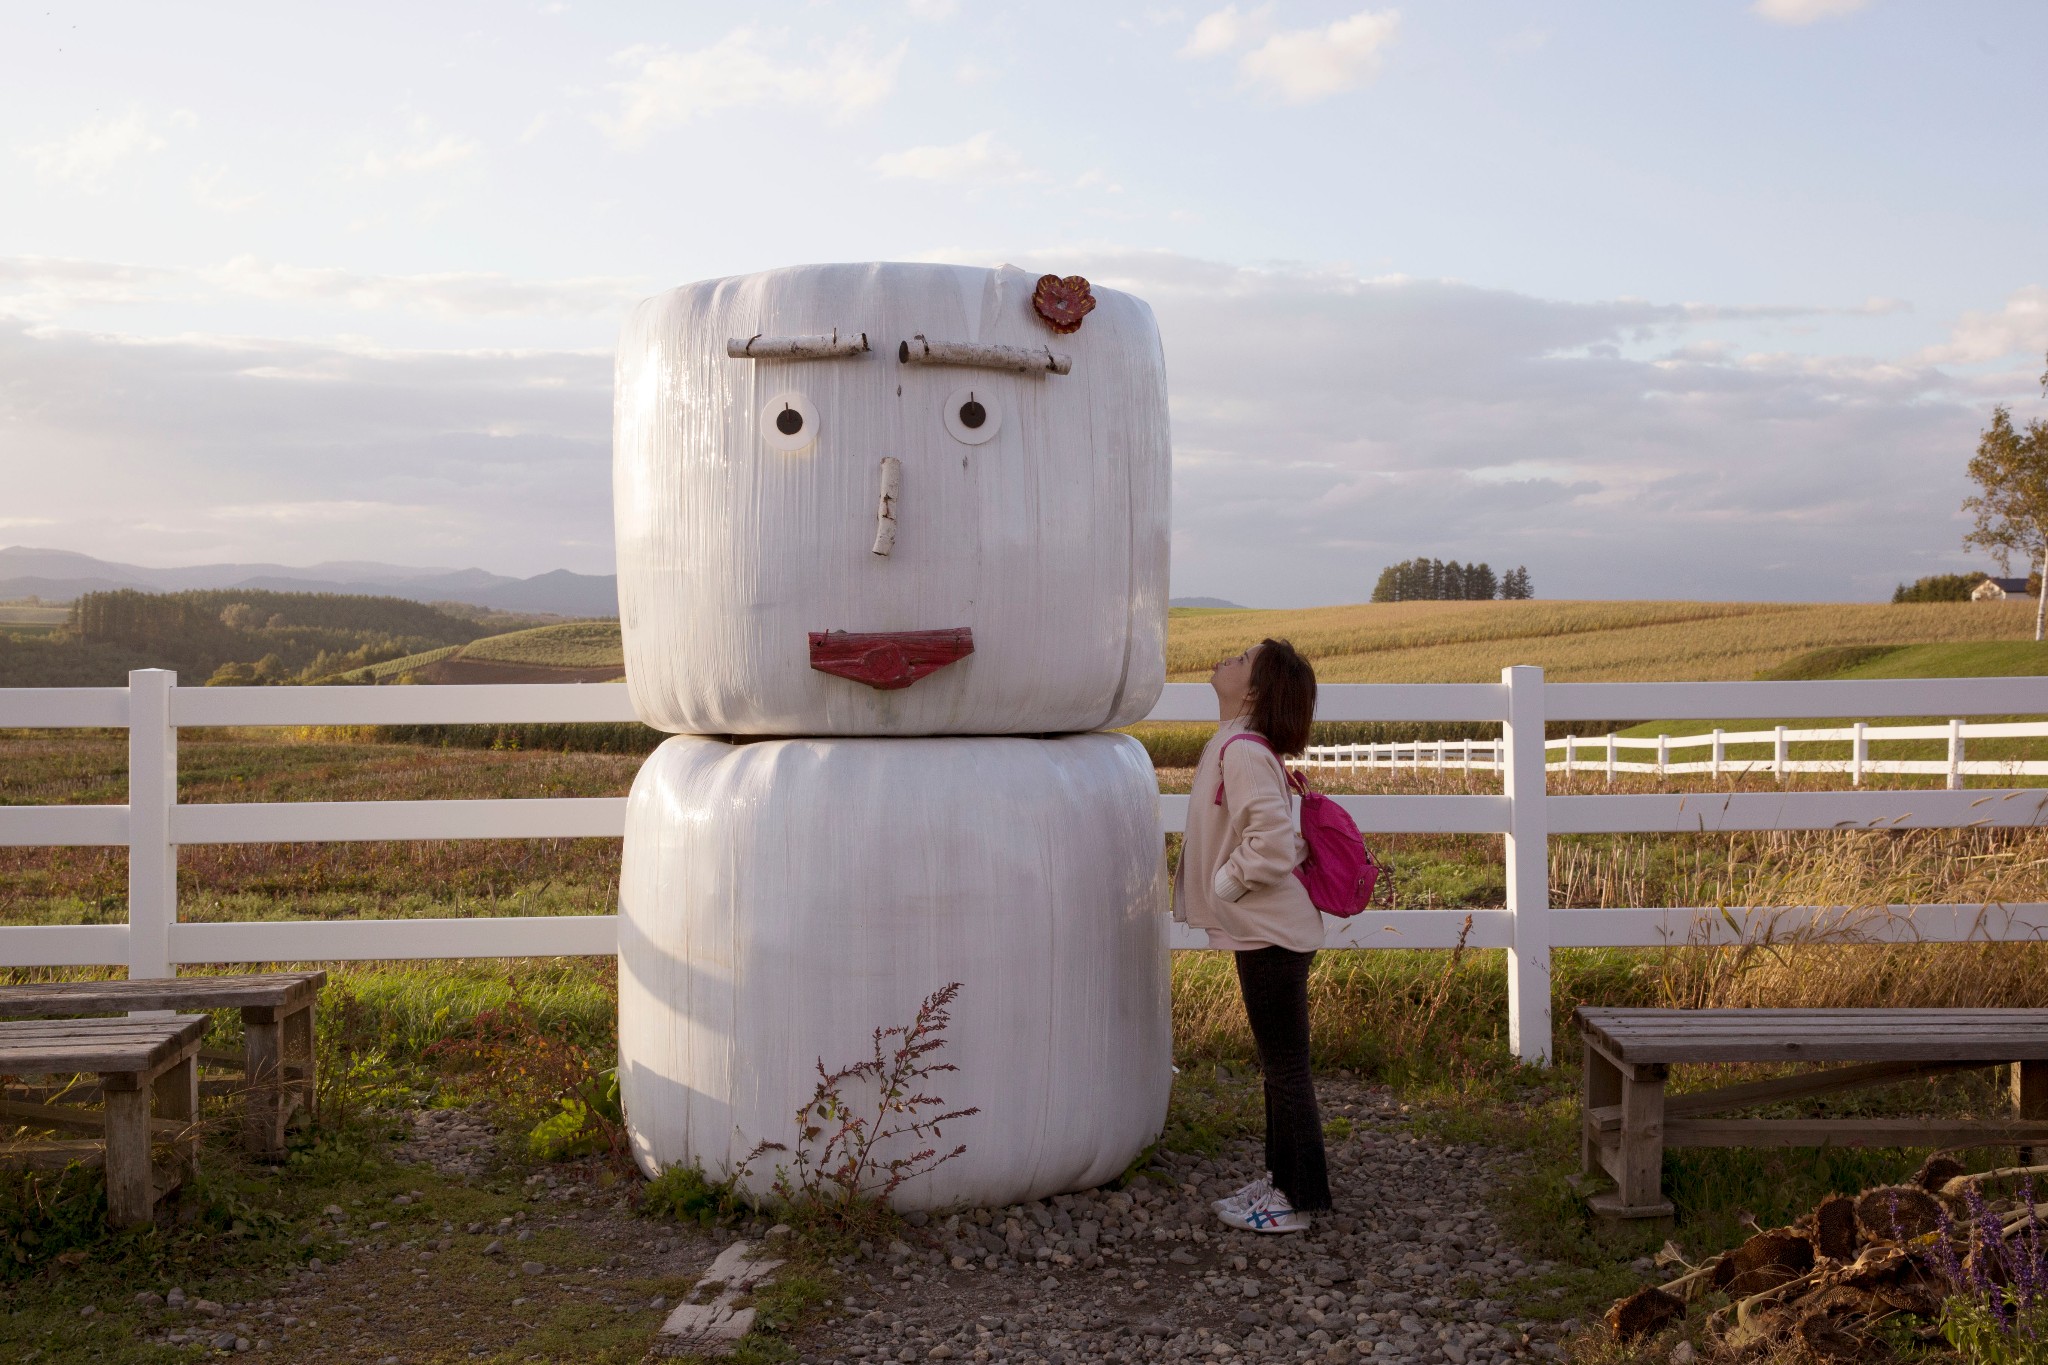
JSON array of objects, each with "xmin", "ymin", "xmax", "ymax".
[
  {"xmin": 1503, "ymin": 665, "xmax": 1552, "ymax": 1066},
  {"xmin": 1656, "ymin": 733, "xmax": 1668, "ymax": 778},
  {"xmin": 1712, "ymin": 728, "xmax": 1725, "ymax": 779},
  {"xmin": 1461, "ymin": 739, "xmax": 1472, "ymax": 775},
  {"xmin": 1948, "ymin": 719, "xmax": 1964, "ymax": 790},
  {"xmin": 1564, "ymin": 734, "xmax": 1576, "ymax": 777},
  {"xmin": 1852, "ymin": 722, "xmax": 1866, "ymax": 787},
  {"xmin": 127, "ymin": 669, "xmax": 177, "ymax": 980},
  {"xmin": 1605, "ymin": 733, "xmax": 1616, "ymax": 787},
  {"xmin": 1774, "ymin": 725, "xmax": 1788, "ymax": 783}
]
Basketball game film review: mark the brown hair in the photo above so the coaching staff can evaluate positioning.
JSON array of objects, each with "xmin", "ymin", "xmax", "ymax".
[{"xmin": 1247, "ymin": 637, "xmax": 1316, "ymax": 756}]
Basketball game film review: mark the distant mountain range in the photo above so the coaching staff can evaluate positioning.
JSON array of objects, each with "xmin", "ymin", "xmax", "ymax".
[
  {"xmin": 1169, "ymin": 596, "xmax": 1245, "ymax": 610},
  {"xmin": 0, "ymin": 547, "xmax": 619, "ymax": 618}
]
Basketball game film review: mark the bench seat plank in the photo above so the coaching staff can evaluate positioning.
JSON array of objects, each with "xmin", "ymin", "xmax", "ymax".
[
  {"xmin": 0, "ymin": 972, "xmax": 326, "ymax": 1018},
  {"xmin": 0, "ymin": 1017, "xmax": 209, "ymax": 1075},
  {"xmin": 1579, "ymin": 1007, "xmax": 2048, "ymax": 1063}
]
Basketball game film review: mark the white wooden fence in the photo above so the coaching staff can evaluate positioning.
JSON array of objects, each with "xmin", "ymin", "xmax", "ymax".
[
  {"xmin": 1299, "ymin": 720, "xmax": 2048, "ymax": 787},
  {"xmin": 6, "ymin": 667, "xmax": 2048, "ymax": 1063}
]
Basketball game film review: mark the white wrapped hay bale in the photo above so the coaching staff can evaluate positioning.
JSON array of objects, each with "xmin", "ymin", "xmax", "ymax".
[
  {"xmin": 618, "ymin": 731, "xmax": 1171, "ymax": 1209},
  {"xmin": 614, "ymin": 261, "xmax": 1170, "ymax": 737}
]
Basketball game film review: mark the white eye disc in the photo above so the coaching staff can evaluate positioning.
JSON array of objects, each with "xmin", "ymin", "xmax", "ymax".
[
  {"xmin": 943, "ymin": 385, "xmax": 1002, "ymax": 446},
  {"xmin": 760, "ymin": 391, "xmax": 817, "ymax": 452}
]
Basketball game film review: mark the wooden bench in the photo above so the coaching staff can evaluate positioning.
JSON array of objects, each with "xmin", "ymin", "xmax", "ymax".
[
  {"xmin": 0, "ymin": 972, "xmax": 325, "ymax": 1160},
  {"xmin": 0, "ymin": 1015, "xmax": 209, "ymax": 1226},
  {"xmin": 1576, "ymin": 1007, "xmax": 2048, "ymax": 1218}
]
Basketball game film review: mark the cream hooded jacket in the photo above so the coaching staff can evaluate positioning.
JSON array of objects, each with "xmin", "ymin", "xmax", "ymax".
[{"xmin": 1172, "ymin": 718, "xmax": 1324, "ymax": 953}]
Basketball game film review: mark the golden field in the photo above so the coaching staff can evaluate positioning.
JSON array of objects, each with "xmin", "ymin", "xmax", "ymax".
[{"xmin": 1165, "ymin": 598, "xmax": 2040, "ymax": 682}]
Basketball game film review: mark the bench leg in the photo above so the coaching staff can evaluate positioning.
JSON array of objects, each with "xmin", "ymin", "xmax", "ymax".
[
  {"xmin": 103, "ymin": 1080, "xmax": 153, "ymax": 1229},
  {"xmin": 1583, "ymin": 1045, "xmax": 1621, "ymax": 1176},
  {"xmin": 243, "ymin": 1016, "xmax": 286, "ymax": 1159},
  {"xmin": 283, "ymin": 1002, "xmax": 317, "ymax": 1124},
  {"xmin": 2018, "ymin": 1060, "xmax": 2047, "ymax": 1166},
  {"xmin": 1617, "ymin": 1069, "xmax": 1668, "ymax": 1212},
  {"xmin": 153, "ymin": 1051, "xmax": 200, "ymax": 1182}
]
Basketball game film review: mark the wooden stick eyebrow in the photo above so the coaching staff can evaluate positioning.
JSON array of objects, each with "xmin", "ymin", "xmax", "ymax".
[
  {"xmin": 898, "ymin": 334, "xmax": 1072, "ymax": 376},
  {"xmin": 726, "ymin": 330, "xmax": 870, "ymax": 360}
]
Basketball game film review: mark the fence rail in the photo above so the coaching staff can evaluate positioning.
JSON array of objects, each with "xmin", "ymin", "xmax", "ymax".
[
  {"xmin": 1299, "ymin": 718, "xmax": 2048, "ymax": 784},
  {"xmin": 6, "ymin": 668, "xmax": 2048, "ymax": 1062}
]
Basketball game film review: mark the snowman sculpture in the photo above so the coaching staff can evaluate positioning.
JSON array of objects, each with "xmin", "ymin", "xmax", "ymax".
[{"xmin": 614, "ymin": 262, "xmax": 1171, "ymax": 1208}]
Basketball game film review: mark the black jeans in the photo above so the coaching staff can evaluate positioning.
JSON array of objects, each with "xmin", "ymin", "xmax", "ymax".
[{"xmin": 1233, "ymin": 946, "xmax": 1332, "ymax": 1212}]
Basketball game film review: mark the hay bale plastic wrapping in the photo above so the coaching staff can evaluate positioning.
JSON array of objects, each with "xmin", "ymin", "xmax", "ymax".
[
  {"xmin": 617, "ymin": 731, "xmax": 1172, "ymax": 1209},
  {"xmin": 613, "ymin": 261, "xmax": 1170, "ymax": 736}
]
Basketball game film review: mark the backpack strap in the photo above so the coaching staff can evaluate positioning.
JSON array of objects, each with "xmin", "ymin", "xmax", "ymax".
[{"xmin": 1212, "ymin": 731, "xmax": 1283, "ymax": 806}]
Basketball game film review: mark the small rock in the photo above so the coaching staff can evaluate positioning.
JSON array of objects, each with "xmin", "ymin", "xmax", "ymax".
[
  {"xmin": 78, "ymin": 1305, "xmax": 98, "ymax": 1318},
  {"xmin": 648, "ymin": 1296, "xmax": 665, "ymax": 1311},
  {"xmin": 134, "ymin": 1292, "xmax": 164, "ymax": 1308},
  {"xmin": 193, "ymin": 1299, "xmax": 226, "ymax": 1318},
  {"xmin": 369, "ymin": 1220, "xmax": 389, "ymax": 1231},
  {"xmin": 516, "ymin": 1228, "xmax": 534, "ymax": 1243},
  {"xmin": 1669, "ymin": 1344, "xmax": 1697, "ymax": 1365},
  {"xmin": 166, "ymin": 1289, "xmax": 187, "ymax": 1308},
  {"xmin": 306, "ymin": 1258, "xmax": 323, "ymax": 1273},
  {"xmin": 391, "ymin": 1195, "xmax": 411, "ymax": 1207},
  {"xmin": 521, "ymin": 1261, "xmax": 545, "ymax": 1276},
  {"xmin": 235, "ymin": 1339, "xmax": 251, "ymax": 1353},
  {"xmin": 483, "ymin": 1240, "xmax": 503, "ymax": 1256},
  {"xmin": 323, "ymin": 1205, "xmax": 343, "ymax": 1218}
]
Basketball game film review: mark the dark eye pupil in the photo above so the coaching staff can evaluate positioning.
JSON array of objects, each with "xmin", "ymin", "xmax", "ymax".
[
  {"xmin": 775, "ymin": 407, "xmax": 804, "ymax": 436},
  {"xmin": 958, "ymin": 399, "xmax": 986, "ymax": 429}
]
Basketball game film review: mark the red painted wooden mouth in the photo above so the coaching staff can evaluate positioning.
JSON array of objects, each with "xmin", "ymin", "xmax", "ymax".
[{"xmin": 807, "ymin": 628, "xmax": 975, "ymax": 691}]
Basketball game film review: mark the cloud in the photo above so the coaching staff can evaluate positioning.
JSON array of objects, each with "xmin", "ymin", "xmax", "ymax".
[
  {"xmin": 0, "ymin": 253, "xmax": 646, "ymax": 323},
  {"xmin": 196, "ymin": 257, "xmax": 645, "ymax": 318},
  {"xmin": 18, "ymin": 107, "xmax": 192, "ymax": 192},
  {"xmin": 1239, "ymin": 10, "xmax": 1401, "ymax": 101},
  {"xmin": 1178, "ymin": 3, "xmax": 1273, "ymax": 58},
  {"xmin": 1916, "ymin": 286, "xmax": 2048, "ymax": 367},
  {"xmin": 905, "ymin": 0, "xmax": 958, "ymax": 17},
  {"xmin": 0, "ymin": 321, "xmax": 613, "ymax": 574},
  {"xmin": 965, "ymin": 248, "xmax": 2037, "ymax": 602},
  {"xmin": 1751, "ymin": 0, "xmax": 1871, "ymax": 24},
  {"xmin": 873, "ymin": 132, "xmax": 1044, "ymax": 184},
  {"xmin": 1180, "ymin": 7, "xmax": 1400, "ymax": 103},
  {"xmin": 190, "ymin": 165, "xmax": 263, "ymax": 213},
  {"xmin": 0, "ymin": 257, "xmax": 179, "ymax": 321},
  {"xmin": 359, "ymin": 119, "xmax": 482, "ymax": 178},
  {"xmin": 596, "ymin": 28, "xmax": 905, "ymax": 147}
]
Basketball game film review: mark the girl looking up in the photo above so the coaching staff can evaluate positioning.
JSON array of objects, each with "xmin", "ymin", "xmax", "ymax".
[{"xmin": 1173, "ymin": 637, "xmax": 1331, "ymax": 1233}]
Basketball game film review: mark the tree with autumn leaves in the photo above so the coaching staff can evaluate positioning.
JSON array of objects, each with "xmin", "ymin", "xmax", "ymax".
[{"xmin": 1962, "ymin": 352, "xmax": 2048, "ymax": 640}]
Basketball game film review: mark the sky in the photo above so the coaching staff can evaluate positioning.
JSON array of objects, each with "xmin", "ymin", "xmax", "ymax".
[{"xmin": 3, "ymin": 0, "xmax": 2046, "ymax": 605}]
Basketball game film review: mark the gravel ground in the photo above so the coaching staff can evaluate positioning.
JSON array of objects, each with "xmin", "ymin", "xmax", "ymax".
[
  {"xmin": 108, "ymin": 1083, "xmax": 1575, "ymax": 1363},
  {"xmin": 788, "ymin": 1080, "xmax": 1570, "ymax": 1365}
]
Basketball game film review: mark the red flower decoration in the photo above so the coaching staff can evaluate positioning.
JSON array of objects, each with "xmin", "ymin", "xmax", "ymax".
[{"xmin": 1032, "ymin": 274, "xmax": 1096, "ymax": 334}]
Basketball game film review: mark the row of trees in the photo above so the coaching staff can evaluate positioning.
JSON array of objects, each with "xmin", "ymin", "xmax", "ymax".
[
  {"xmin": 51, "ymin": 588, "xmax": 489, "ymax": 685},
  {"xmin": 1370, "ymin": 558, "xmax": 1533, "ymax": 602}
]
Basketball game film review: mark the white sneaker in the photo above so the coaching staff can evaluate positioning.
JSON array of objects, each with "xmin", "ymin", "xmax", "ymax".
[
  {"xmin": 1211, "ymin": 1174, "xmax": 1276, "ymax": 1216},
  {"xmin": 1216, "ymin": 1186, "xmax": 1311, "ymax": 1234}
]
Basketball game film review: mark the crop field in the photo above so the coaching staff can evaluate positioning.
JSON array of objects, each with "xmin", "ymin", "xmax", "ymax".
[
  {"xmin": 454, "ymin": 620, "xmax": 623, "ymax": 669},
  {"xmin": 1165, "ymin": 598, "xmax": 2041, "ymax": 681}
]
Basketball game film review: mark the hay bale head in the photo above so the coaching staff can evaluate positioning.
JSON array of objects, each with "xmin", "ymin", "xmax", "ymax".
[{"xmin": 1605, "ymin": 1287, "xmax": 1683, "ymax": 1343}]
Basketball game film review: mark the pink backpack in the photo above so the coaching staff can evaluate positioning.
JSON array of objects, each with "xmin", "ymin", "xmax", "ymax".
[{"xmin": 1214, "ymin": 733, "xmax": 1380, "ymax": 918}]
